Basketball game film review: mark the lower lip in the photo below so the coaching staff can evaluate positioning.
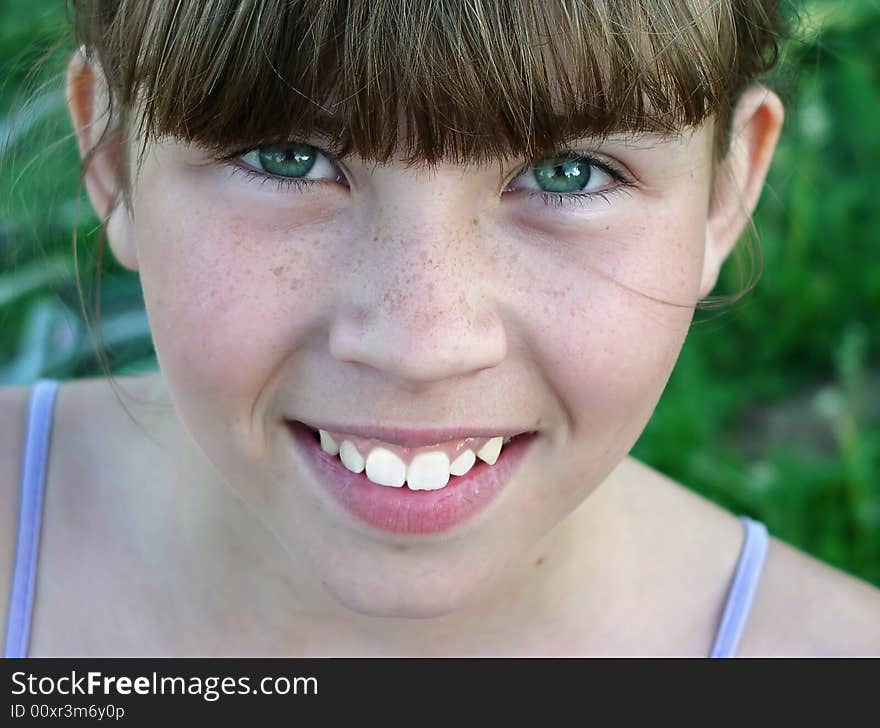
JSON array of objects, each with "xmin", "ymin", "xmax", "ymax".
[{"xmin": 285, "ymin": 421, "xmax": 538, "ymax": 536}]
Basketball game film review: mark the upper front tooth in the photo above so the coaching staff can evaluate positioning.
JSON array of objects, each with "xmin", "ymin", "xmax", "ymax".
[
  {"xmin": 476, "ymin": 436, "xmax": 504, "ymax": 465},
  {"xmin": 407, "ymin": 451, "xmax": 451, "ymax": 491},
  {"xmin": 365, "ymin": 447, "xmax": 406, "ymax": 487}
]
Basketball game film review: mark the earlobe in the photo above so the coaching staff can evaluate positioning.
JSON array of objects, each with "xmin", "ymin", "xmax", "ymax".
[
  {"xmin": 701, "ymin": 85, "xmax": 784, "ymax": 299},
  {"xmin": 66, "ymin": 50, "xmax": 139, "ymax": 272}
]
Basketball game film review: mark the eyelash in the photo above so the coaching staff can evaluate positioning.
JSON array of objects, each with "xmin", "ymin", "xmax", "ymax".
[
  {"xmin": 225, "ymin": 164, "xmax": 324, "ymax": 194},
  {"xmin": 218, "ymin": 149, "xmax": 635, "ymax": 209},
  {"xmin": 520, "ymin": 155, "xmax": 635, "ymax": 209}
]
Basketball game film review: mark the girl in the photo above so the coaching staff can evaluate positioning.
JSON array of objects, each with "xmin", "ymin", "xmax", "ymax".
[{"xmin": 3, "ymin": 0, "xmax": 879, "ymax": 657}]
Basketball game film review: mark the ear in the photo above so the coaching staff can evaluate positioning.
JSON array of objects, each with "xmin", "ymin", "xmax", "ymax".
[
  {"xmin": 699, "ymin": 85, "xmax": 784, "ymax": 299},
  {"xmin": 66, "ymin": 49, "xmax": 139, "ymax": 271}
]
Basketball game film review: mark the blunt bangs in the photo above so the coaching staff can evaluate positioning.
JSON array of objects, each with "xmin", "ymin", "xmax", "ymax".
[{"xmin": 73, "ymin": 0, "xmax": 782, "ymax": 165}]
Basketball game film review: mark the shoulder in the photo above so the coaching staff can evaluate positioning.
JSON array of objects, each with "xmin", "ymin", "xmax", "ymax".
[
  {"xmin": 617, "ymin": 457, "xmax": 880, "ymax": 656},
  {"xmin": 737, "ymin": 534, "xmax": 880, "ymax": 656},
  {"xmin": 0, "ymin": 376, "xmax": 150, "ymax": 614},
  {"xmin": 0, "ymin": 383, "xmax": 37, "ymax": 628},
  {"xmin": 0, "ymin": 374, "xmax": 168, "ymax": 653}
]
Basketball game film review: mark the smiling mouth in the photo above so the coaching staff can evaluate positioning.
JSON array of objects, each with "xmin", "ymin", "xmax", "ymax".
[
  {"xmin": 285, "ymin": 419, "xmax": 540, "ymax": 535},
  {"xmin": 299, "ymin": 424, "xmax": 534, "ymax": 492}
]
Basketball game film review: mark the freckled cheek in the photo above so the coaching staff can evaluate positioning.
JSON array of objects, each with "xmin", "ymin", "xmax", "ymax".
[
  {"xmin": 552, "ymin": 306, "xmax": 685, "ymax": 411},
  {"xmin": 134, "ymin": 212, "xmax": 319, "ymax": 397},
  {"xmin": 603, "ymin": 213, "xmax": 708, "ymax": 300},
  {"xmin": 523, "ymin": 211, "xmax": 707, "ymax": 323},
  {"xmin": 525, "ymin": 251, "xmax": 695, "ymax": 438}
]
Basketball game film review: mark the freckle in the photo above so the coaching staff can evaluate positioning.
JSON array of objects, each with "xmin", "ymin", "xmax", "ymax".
[
  {"xmin": 273, "ymin": 266, "xmax": 284, "ymax": 278},
  {"xmin": 472, "ymin": 218, "xmax": 478, "ymax": 227},
  {"xmin": 535, "ymin": 557, "xmax": 545, "ymax": 567}
]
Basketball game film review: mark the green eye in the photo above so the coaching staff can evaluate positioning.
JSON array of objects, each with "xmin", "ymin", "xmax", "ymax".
[
  {"xmin": 533, "ymin": 156, "xmax": 593, "ymax": 193},
  {"xmin": 257, "ymin": 144, "xmax": 317, "ymax": 177}
]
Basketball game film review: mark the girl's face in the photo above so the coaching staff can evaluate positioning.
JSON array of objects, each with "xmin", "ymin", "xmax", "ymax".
[
  {"xmin": 120, "ymin": 126, "xmax": 716, "ymax": 617},
  {"xmin": 81, "ymin": 50, "xmax": 757, "ymax": 615}
]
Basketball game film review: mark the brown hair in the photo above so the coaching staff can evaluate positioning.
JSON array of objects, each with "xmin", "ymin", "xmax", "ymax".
[
  {"xmin": 65, "ymin": 0, "xmax": 789, "ymax": 383},
  {"xmin": 72, "ymin": 0, "xmax": 785, "ymax": 169}
]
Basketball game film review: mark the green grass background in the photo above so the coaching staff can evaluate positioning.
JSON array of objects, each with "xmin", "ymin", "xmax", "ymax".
[{"xmin": 1, "ymin": 2, "xmax": 878, "ymax": 587}]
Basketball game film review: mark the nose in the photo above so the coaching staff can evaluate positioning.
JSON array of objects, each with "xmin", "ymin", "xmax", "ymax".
[{"xmin": 327, "ymin": 208, "xmax": 507, "ymax": 388}]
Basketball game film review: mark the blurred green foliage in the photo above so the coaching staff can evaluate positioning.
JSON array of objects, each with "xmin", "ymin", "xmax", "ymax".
[{"xmin": 0, "ymin": 1, "xmax": 878, "ymax": 587}]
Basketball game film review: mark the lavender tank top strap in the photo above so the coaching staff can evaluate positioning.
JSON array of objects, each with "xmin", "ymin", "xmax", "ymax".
[
  {"xmin": 4, "ymin": 379, "xmax": 60, "ymax": 658},
  {"xmin": 709, "ymin": 516, "xmax": 769, "ymax": 658}
]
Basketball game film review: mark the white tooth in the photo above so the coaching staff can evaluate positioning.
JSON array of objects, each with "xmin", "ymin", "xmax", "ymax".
[
  {"xmin": 449, "ymin": 449, "xmax": 476, "ymax": 476},
  {"xmin": 365, "ymin": 447, "xmax": 406, "ymax": 488},
  {"xmin": 338, "ymin": 440, "xmax": 365, "ymax": 473},
  {"xmin": 407, "ymin": 451, "xmax": 451, "ymax": 491},
  {"xmin": 319, "ymin": 429, "xmax": 339, "ymax": 456},
  {"xmin": 476, "ymin": 436, "xmax": 504, "ymax": 465}
]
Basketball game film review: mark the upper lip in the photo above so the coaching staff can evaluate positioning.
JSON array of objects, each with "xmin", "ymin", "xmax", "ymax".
[{"xmin": 291, "ymin": 421, "xmax": 534, "ymax": 448}]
